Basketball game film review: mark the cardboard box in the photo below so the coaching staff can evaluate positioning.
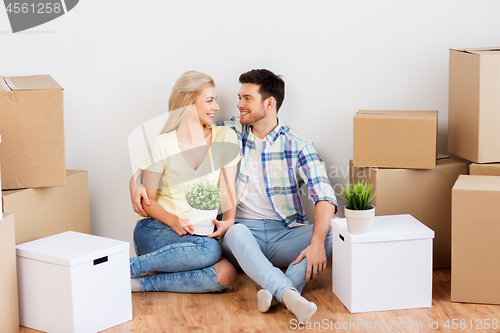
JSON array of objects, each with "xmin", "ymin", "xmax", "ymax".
[
  {"xmin": 469, "ymin": 163, "xmax": 500, "ymax": 176},
  {"xmin": 332, "ymin": 215, "xmax": 434, "ymax": 313},
  {"xmin": 0, "ymin": 135, "xmax": 3, "ymax": 214},
  {"xmin": 448, "ymin": 48, "xmax": 500, "ymax": 163},
  {"xmin": 2, "ymin": 170, "xmax": 90, "ymax": 244},
  {"xmin": 16, "ymin": 231, "xmax": 132, "ymax": 333},
  {"xmin": 350, "ymin": 156, "xmax": 469, "ymax": 268},
  {"xmin": 0, "ymin": 213, "xmax": 19, "ymax": 333},
  {"xmin": 0, "ymin": 75, "xmax": 66, "ymax": 190},
  {"xmin": 353, "ymin": 110, "xmax": 438, "ymax": 169},
  {"xmin": 451, "ymin": 175, "xmax": 500, "ymax": 304}
]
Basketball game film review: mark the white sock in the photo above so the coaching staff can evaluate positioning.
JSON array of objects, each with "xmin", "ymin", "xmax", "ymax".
[
  {"xmin": 131, "ymin": 277, "xmax": 142, "ymax": 292},
  {"xmin": 282, "ymin": 289, "xmax": 317, "ymax": 323},
  {"xmin": 257, "ymin": 289, "xmax": 278, "ymax": 312}
]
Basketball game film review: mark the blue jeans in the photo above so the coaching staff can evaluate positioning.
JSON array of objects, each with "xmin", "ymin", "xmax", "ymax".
[
  {"xmin": 131, "ymin": 217, "xmax": 225, "ymax": 293},
  {"xmin": 221, "ymin": 219, "xmax": 333, "ymax": 303}
]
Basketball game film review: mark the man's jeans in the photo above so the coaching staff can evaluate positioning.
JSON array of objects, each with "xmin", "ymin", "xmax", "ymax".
[
  {"xmin": 221, "ymin": 219, "xmax": 333, "ymax": 302},
  {"xmin": 130, "ymin": 217, "xmax": 225, "ymax": 293}
]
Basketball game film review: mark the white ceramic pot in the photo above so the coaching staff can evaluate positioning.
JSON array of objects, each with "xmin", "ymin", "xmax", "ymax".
[
  {"xmin": 344, "ymin": 206, "xmax": 375, "ymax": 234},
  {"xmin": 188, "ymin": 206, "xmax": 218, "ymax": 236}
]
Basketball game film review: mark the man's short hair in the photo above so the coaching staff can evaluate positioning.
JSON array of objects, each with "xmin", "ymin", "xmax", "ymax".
[{"xmin": 239, "ymin": 69, "xmax": 285, "ymax": 111}]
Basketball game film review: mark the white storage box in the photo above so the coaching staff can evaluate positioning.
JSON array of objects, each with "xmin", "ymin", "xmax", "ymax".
[
  {"xmin": 332, "ymin": 214, "xmax": 434, "ymax": 313},
  {"xmin": 16, "ymin": 231, "xmax": 132, "ymax": 333}
]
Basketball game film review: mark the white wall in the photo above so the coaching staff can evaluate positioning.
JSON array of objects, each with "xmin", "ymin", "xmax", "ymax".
[{"xmin": 1, "ymin": 0, "xmax": 500, "ymax": 251}]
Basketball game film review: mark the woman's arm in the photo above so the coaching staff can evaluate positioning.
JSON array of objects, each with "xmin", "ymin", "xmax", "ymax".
[
  {"xmin": 129, "ymin": 169, "xmax": 151, "ymax": 217},
  {"xmin": 141, "ymin": 170, "xmax": 194, "ymax": 236},
  {"xmin": 207, "ymin": 164, "xmax": 238, "ymax": 239}
]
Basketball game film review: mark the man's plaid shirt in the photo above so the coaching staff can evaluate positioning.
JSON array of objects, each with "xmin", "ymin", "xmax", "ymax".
[{"xmin": 218, "ymin": 117, "xmax": 337, "ymax": 228}]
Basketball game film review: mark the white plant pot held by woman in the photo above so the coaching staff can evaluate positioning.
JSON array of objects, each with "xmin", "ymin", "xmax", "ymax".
[
  {"xmin": 344, "ymin": 206, "xmax": 375, "ymax": 234},
  {"xmin": 188, "ymin": 206, "xmax": 218, "ymax": 236}
]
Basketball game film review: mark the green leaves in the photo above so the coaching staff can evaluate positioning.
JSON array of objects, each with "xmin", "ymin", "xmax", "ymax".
[
  {"xmin": 340, "ymin": 179, "xmax": 376, "ymax": 210},
  {"xmin": 185, "ymin": 181, "xmax": 223, "ymax": 211}
]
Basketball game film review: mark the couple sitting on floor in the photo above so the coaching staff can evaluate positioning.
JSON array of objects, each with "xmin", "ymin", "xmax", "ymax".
[{"xmin": 129, "ymin": 69, "xmax": 338, "ymax": 323}]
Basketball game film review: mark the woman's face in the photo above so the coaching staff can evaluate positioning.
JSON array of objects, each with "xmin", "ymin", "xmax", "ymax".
[{"xmin": 193, "ymin": 86, "xmax": 219, "ymax": 126}]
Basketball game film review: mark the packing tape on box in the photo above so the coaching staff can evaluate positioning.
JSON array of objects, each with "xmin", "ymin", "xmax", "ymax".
[
  {"xmin": 3, "ymin": 78, "xmax": 17, "ymax": 90},
  {"xmin": 0, "ymin": 78, "xmax": 10, "ymax": 91},
  {"xmin": 0, "ymin": 78, "xmax": 17, "ymax": 104}
]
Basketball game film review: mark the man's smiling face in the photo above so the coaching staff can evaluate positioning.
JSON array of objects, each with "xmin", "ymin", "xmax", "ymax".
[{"xmin": 237, "ymin": 83, "xmax": 267, "ymax": 126}]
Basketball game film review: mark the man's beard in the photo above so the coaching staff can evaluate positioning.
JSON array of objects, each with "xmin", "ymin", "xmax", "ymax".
[{"xmin": 240, "ymin": 108, "xmax": 266, "ymax": 126}]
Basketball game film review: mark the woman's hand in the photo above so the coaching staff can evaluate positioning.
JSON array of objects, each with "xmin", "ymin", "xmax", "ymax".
[
  {"xmin": 207, "ymin": 219, "xmax": 235, "ymax": 239},
  {"xmin": 179, "ymin": 218, "xmax": 194, "ymax": 236},
  {"xmin": 163, "ymin": 218, "xmax": 194, "ymax": 236}
]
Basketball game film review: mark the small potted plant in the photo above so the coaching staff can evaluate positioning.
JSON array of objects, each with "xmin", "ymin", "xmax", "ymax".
[
  {"xmin": 339, "ymin": 179, "xmax": 376, "ymax": 234},
  {"xmin": 185, "ymin": 181, "xmax": 223, "ymax": 236}
]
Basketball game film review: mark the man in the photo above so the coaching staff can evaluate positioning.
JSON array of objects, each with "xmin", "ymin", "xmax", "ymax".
[{"xmin": 130, "ymin": 69, "xmax": 337, "ymax": 323}]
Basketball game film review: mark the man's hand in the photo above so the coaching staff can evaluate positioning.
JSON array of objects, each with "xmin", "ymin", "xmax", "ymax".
[
  {"xmin": 294, "ymin": 200, "xmax": 335, "ymax": 281},
  {"xmin": 130, "ymin": 177, "xmax": 150, "ymax": 217},
  {"xmin": 207, "ymin": 219, "xmax": 234, "ymax": 240},
  {"xmin": 293, "ymin": 241, "xmax": 327, "ymax": 281}
]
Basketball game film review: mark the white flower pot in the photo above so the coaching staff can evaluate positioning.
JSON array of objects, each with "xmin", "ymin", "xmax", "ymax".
[
  {"xmin": 188, "ymin": 206, "xmax": 218, "ymax": 236},
  {"xmin": 344, "ymin": 206, "xmax": 375, "ymax": 234}
]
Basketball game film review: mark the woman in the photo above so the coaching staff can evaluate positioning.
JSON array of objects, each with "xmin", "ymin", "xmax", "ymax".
[{"xmin": 130, "ymin": 71, "xmax": 240, "ymax": 293}]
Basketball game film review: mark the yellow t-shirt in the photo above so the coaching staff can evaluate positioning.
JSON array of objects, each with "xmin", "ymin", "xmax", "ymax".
[{"xmin": 138, "ymin": 126, "xmax": 241, "ymax": 220}]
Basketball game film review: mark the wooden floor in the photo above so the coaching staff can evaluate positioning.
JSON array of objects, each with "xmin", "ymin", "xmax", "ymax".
[{"xmin": 20, "ymin": 265, "xmax": 500, "ymax": 333}]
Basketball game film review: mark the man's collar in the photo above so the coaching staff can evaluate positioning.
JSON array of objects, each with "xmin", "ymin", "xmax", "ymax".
[
  {"xmin": 263, "ymin": 119, "xmax": 286, "ymax": 145},
  {"xmin": 237, "ymin": 116, "xmax": 287, "ymax": 145}
]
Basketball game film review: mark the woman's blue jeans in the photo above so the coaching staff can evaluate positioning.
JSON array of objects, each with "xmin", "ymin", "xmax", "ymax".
[{"xmin": 130, "ymin": 217, "xmax": 225, "ymax": 293}]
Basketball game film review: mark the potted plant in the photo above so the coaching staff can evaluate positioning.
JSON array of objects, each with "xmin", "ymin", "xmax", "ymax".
[
  {"xmin": 339, "ymin": 179, "xmax": 376, "ymax": 234},
  {"xmin": 185, "ymin": 181, "xmax": 223, "ymax": 236}
]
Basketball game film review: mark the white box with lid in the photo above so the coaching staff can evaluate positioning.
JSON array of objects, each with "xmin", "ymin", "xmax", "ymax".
[
  {"xmin": 16, "ymin": 231, "xmax": 132, "ymax": 333},
  {"xmin": 331, "ymin": 214, "xmax": 434, "ymax": 313}
]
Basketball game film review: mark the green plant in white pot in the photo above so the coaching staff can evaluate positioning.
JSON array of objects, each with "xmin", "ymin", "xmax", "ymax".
[
  {"xmin": 185, "ymin": 181, "xmax": 223, "ymax": 236},
  {"xmin": 340, "ymin": 179, "xmax": 376, "ymax": 234}
]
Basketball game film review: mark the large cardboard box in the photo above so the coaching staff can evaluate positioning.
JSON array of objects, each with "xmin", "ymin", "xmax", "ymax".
[
  {"xmin": 350, "ymin": 156, "xmax": 469, "ymax": 268},
  {"xmin": 353, "ymin": 110, "xmax": 438, "ymax": 169},
  {"xmin": 448, "ymin": 48, "xmax": 500, "ymax": 163},
  {"xmin": 1, "ymin": 135, "xmax": 3, "ymax": 214},
  {"xmin": 0, "ymin": 213, "xmax": 19, "ymax": 333},
  {"xmin": 0, "ymin": 75, "xmax": 66, "ymax": 190},
  {"xmin": 469, "ymin": 163, "xmax": 500, "ymax": 176},
  {"xmin": 451, "ymin": 175, "xmax": 500, "ymax": 304},
  {"xmin": 332, "ymin": 215, "xmax": 434, "ymax": 313},
  {"xmin": 16, "ymin": 232, "xmax": 132, "ymax": 333},
  {"xmin": 2, "ymin": 170, "xmax": 90, "ymax": 244}
]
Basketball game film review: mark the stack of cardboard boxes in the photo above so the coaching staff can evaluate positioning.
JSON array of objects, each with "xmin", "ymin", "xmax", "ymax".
[
  {"xmin": 0, "ymin": 75, "xmax": 90, "ymax": 332},
  {"xmin": 0, "ymin": 133, "xmax": 19, "ymax": 333},
  {"xmin": 350, "ymin": 47, "xmax": 500, "ymax": 306},
  {"xmin": 448, "ymin": 48, "xmax": 500, "ymax": 305},
  {"xmin": 351, "ymin": 110, "xmax": 469, "ymax": 269}
]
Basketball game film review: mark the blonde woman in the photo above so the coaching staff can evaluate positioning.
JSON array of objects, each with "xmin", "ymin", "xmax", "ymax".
[{"xmin": 129, "ymin": 71, "xmax": 240, "ymax": 293}]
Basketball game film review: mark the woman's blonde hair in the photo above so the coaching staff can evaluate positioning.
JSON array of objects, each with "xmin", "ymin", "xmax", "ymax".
[{"xmin": 160, "ymin": 71, "xmax": 215, "ymax": 134}]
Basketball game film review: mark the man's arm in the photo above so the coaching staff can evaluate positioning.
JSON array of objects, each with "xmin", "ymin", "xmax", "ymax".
[
  {"xmin": 293, "ymin": 200, "xmax": 335, "ymax": 281},
  {"xmin": 215, "ymin": 117, "xmax": 244, "ymax": 143},
  {"xmin": 293, "ymin": 141, "xmax": 338, "ymax": 280},
  {"xmin": 141, "ymin": 170, "xmax": 193, "ymax": 236},
  {"xmin": 129, "ymin": 169, "xmax": 151, "ymax": 217}
]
